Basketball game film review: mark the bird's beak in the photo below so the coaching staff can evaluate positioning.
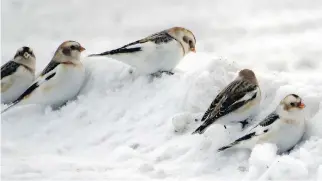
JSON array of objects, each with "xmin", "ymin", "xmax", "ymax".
[
  {"xmin": 79, "ymin": 46, "xmax": 86, "ymax": 52},
  {"xmin": 190, "ymin": 47, "xmax": 196, "ymax": 53},
  {"xmin": 298, "ymin": 102, "xmax": 305, "ymax": 109}
]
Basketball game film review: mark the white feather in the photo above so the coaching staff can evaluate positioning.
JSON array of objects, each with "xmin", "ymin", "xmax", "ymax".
[
  {"xmin": 106, "ymin": 40, "xmax": 184, "ymax": 74},
  {"xmin": 1, "ymin": 66, "xmax": 34, "ymax": 104},
  {"xmin": 16, "ymin": 63, "xmax": 85, "ymax": 108},
  {"xmin": 217, "ymin": 87, "xmax": 261, "ymax": 125},
  {"xmin": 226, "ymin": 103, "xmax": 306, "ymax": 153}
]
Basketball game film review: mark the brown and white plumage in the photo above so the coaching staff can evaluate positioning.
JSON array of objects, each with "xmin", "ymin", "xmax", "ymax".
[
  {"xmin": 193, "ymin": 69, "xmax": 261, "ymax": 134},
  {"xmin": 1, "ymin": 47, "xmax": 36, "ymax": 104},
  {"xmin": 1, "ymin": 41, "xmax": 86, "ymax": 113},
  {"xmin": 88, "ymin": 27, "xmax": 196, "ymax": 75},
  {"xmin": 218, "ymin": 94, "xmax": 306, "ymax": 153}
]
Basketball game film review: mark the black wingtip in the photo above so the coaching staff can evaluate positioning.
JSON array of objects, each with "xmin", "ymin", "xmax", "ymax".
[
  {"xmin": 192, "ymin": 126, "xmax": 205, "ymax": 135},
  {"xmin": 217, "ymin": 145, "xmax": 231, "ymax": 152},
  {"xmin": 87, "ymin": 54, "xmax": 101, "ymax": 57},
  {"xmin": 1, "ymin": 102, "xmax": 17, "ymax": 114},
  {"xmin": 191, "ymin": 130, "xmax": 199, "ymax": 135}
]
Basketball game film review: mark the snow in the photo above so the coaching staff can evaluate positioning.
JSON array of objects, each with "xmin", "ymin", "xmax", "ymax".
[{"xmin": 2, "ymin": 0, "xmax": 322, "ymax": 180}]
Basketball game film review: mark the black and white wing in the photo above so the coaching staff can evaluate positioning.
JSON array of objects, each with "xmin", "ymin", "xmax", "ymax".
[
  {"xmin": 199, "ymin": 85, "xmax": 232, "ymax": 122},
  {"xmin": 88, "ymin": 30, "xmax": 175, "ymax": 57},
  {"xmin": 39, "ymin": 60, "xmax": 60, "ymax": 77},
  {"xmin": 217, "ymin": 111, "xmax": 280, "ymax": 151},
  {"xmin": 1, "ymin": 61, "xmax": 21, "ymax": 79},
  {"xmin": 1, "ymin": 61, "xmax": 60, "ymax": 113},
  {"xmin": 193, "ymin": 79, "xmax": 259, "ymax": 134}
]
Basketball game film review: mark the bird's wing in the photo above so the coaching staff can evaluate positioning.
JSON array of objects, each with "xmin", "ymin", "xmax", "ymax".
[
  {"xmin": 193, "ymin": 80, "xmax": 259, "ymax": 134},
  {"xmin": 1, "ymin": 61, "xmax": 60, "ymax": 113},
  {"xmin": 1, "ymin": 61, "xmax": 20, "ymax": 79},
  {"xmin": 39, "ymin": 61, "xmax": 60, "ymax": 77},
  {"xmin": 88, "ymin": 31, "xmax": 174, "ymax": 57},
  {"xmin": 258, "ymin": 112, "xmax": 280, "ymax": 127},
  {"xmin": 217, "ymin": 111, "xmax": 280, "ymax": 151},
  {"xmin": 200, "ymin": 90, "xmax": 226, "ymax": 122}
]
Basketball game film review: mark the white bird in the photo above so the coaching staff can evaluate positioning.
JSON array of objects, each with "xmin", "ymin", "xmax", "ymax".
[
  {"xmin": 88, "ymin": 27, "xmax": 196, "ymax": 76},
  {"xmin": 218, "ymin": 94, "xmax": 306, "ymax": 153},
  {"xmin": 1, "ymin": 47, "xmax": 36, "ymax": 104},
  {"xmin": 192, "ymin": 69, "xmax": 261, "ymax": 134},
  {"xmin": 1, "ymin": 41, "xmax": 86, "ymax": 113}
]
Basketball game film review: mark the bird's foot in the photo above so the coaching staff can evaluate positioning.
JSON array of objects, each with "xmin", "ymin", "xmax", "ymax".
[
  {"xmin": 128, "ymin": 69, "xmax": 134, "ymax": 74},
  {"xmin": 239, "ymin": 119, "xmax": 249, "ymax": 129},
  {"xmin": 150, "ymin": 71, "xmax": 174, "ymax": 78},
  {"xmin": 161, "ymin": 71, "xmax": 174, "ymax": 75}
]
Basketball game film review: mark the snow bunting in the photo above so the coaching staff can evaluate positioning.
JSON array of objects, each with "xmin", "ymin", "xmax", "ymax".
[
  {"xmin": 218, "ymin": 94, "xmax": 306, "ymax": 153},
  {"xmin": 192, "ymin": 69, "xmax": 261, "ymax": 134},
  {"xmin": 1, "ymin": 47, "xmax": 36, "ymax": 104},
  {"xmin": 88, "ymin": 27, "xmax": 196, "ymax": 76},
  {"xmin": 1, "ymin": 41, "xmax": 86, "ymax": 113}
]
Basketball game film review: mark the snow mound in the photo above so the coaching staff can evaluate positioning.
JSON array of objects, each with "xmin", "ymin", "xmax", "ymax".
[
  {"xmin": 2, "ymin": 0, "xmax": 322, "ymax": 180},
  {"xmin": 2, "ymin": 54, "xmax": 322, "ymax": 180}
]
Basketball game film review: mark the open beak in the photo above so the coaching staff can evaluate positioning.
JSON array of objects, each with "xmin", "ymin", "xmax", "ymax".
[
  {"xmin": 79, "ymin": 46, "xmax": 86, "ymax": 52},
  {"xmin": 190, "ymin": 47, "xmax": 196, "ymax": 53},
  {"xmin": 298, "ymin": 102, "xmax": 305, "ymax": 109}
]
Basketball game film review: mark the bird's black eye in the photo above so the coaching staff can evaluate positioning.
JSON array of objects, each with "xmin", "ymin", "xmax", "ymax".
[
  {"xmin": 188, "ymin": 40, "xmax": 194, "ymax": 46},
  {"xmin": 290, "ymin": 102, "xmax": 295, "ymax": 107},
  {"xmin": 183, "ymin": 36, "xmax": 189, "ymax": 43},
  {"xmin": 70, "ymin": 45, "xmax": 76, "ymax": 50}
]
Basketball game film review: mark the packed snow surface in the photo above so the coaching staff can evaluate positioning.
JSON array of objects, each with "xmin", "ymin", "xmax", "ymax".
[{"xmin": 2, "ymin": 0, "xmax": 322, "ymax": 180}]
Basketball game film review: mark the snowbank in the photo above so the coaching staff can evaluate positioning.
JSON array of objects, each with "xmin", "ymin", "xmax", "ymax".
[{"xmin": 2, "ymin": 0, "xmax": 322, "ymax": 180}]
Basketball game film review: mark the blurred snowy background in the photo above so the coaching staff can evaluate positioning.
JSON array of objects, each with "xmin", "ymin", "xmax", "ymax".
[{"xmin": 2, "ymin": 0, "xmax": 322, "ymax": 180}]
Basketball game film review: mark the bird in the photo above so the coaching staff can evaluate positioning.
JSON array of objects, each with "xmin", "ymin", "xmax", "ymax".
[
  {"xmin": 1, "ymin": 41, "xmax": 86, "ymax": 113},
  {"xmin": 88, "ymin": 27, "xmax": 196, "ymax": 76},
  {"xmin": 217, "ymin": 94, "xmax": 306, "ymax": 153},
  {"xmin": 192, "ymin": 69, "xmax": 261, "ymax": 134},
  {"xmin": 1, "ymin": 46, "xmax": 36, "ymax": 104}
]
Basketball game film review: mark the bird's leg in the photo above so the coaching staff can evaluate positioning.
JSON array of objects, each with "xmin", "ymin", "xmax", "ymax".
[
  {"xmin": 160, "ymin": 71, "xmax": 174, "ymax": 75},
  {"xmin": 150, "ymin": 71, "xmax": 174, "ymax": 78},
  {"xmin": 239, "ymin": 119, "xmax": 249, "ymax": 129},
  {"xmin": 128, "ymin": 69, "xmax": 134, "ymax": 74},
  {"xmin": 150, "ymin": 71, "xmax": 163, "ymax": 78}
]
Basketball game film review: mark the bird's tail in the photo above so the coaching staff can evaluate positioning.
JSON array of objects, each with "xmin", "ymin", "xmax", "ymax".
[
  {"xmin": 1, "ymin": 100, "xmax": 20, "ymax": 114},
  {"xmin": 192, "ymin": 124, "xmax": 207, "ymax": 134},
  {"xmin": 217, "ymin": 140, "xmax": 240, "ymax": 152},
  {"xmin": 88, "ymin": 50, "xmax": 112, "ymax": 57},
  {"xmin": 217, "ymin": 145, "xmax": 233, "ymax": 152},
  {"xmin": 87, "ymin": 53, "xmax": 104, "ymax": 57}
]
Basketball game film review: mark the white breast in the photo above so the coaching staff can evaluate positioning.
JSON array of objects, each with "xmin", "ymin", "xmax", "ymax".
[
  {"xmin": 270, "ymin": 116, "xmax": 306, "ymax": 152},
  {"xmin": 109, "ymin": 40, "xmax": 184, "ymax": 74},
  {"xmin": 218, "ymin": 88, "xmax": 262, "ymax": 125},
  {"xmin": 20, "ymin": 63, "xmax": 86, "ymax": 108},
  {"xmin": 1, "ymin": 66, "xmax": 34, "ymax": 104}
]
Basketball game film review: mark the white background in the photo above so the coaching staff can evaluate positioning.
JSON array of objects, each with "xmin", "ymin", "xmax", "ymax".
[{"xmin": 2, "ymin": 0, "xmax": 322, "ymax": 180}]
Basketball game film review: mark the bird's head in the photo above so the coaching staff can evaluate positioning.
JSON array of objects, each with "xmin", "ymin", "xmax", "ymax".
[
  {"xmin": 280, "ymin": 94, "xmax": 305, "ymax": 113},
  {"xmin": 14, "ymin": 46, "xmax": 36, "ymax": 61},
  {"xmin": 167, "ymin": 27, "xmax": 196, "ymax": 55},
  {"xmin": 13, "ymin": 46, "xmax": 36, "ymax": 71},
  {"xmin": 238, "ymin": 69, "xmax": 258, "ymax": 84},
  {"xmin": 54, "ymin": 41, "xmax": 85, "ymax": 62}
]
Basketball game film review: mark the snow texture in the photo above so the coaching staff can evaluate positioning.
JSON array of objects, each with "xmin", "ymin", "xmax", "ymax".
[{"xmin": 2, "ymin": 0, "xmax": 322, "ymax": 180}]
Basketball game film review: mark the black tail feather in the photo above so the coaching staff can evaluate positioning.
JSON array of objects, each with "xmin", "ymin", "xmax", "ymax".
[
  {"xmin": 217, "ymin": 145, "xmax": 232, "ymax": 152},
  {"xmin": 1, "ymin": 82, "xmax": 39, "ymax": 114},
  {"xmin": 192, "ymin": 125, "xmax": 207, "ymax": 134},
  {"xmin": 88, "ymin": 47, "xmax": 142, "ymax": 57},
  {"xmin": 1, "ymin": 100, "xmax": 20, "ymax": 113}
]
